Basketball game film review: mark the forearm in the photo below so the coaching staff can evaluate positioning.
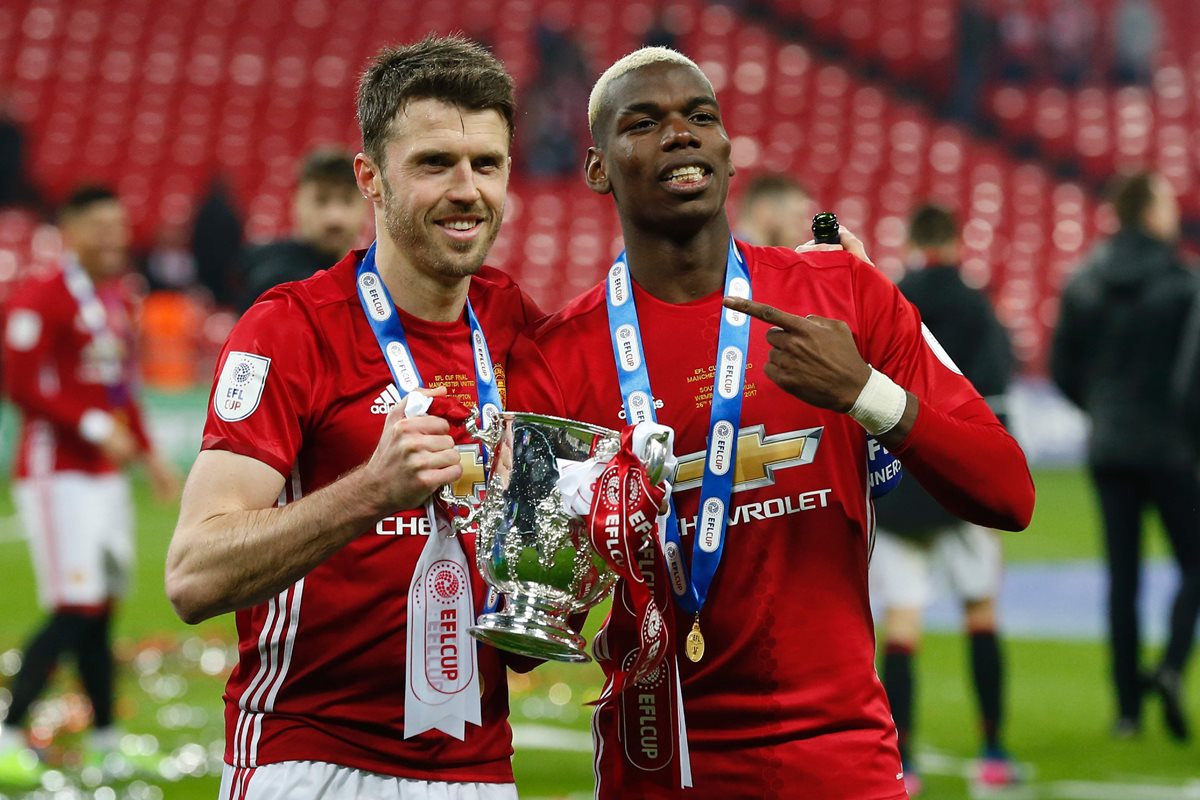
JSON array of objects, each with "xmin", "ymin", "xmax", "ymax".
[
  {"xmin": 166, "ymin": 465, "xmax": 393, "ymax": 623},
  {"xmin": 887, "ymin": 398, "xmax": 1035, "ymax": 531},
  {"xmin": 5, "ymin": 378, "xmax": 96, "ymax": 439}
]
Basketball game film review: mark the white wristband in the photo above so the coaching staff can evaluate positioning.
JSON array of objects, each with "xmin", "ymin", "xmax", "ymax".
[
  {"xmin": 848, "ymin": 368, "xmax": 907, "ymax": 436},
  {"xmin": 79, "ymin": 409, "xmax": 115, "ymax": 444}
]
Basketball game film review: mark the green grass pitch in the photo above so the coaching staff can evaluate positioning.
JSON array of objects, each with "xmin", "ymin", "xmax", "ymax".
[{"xmin": 0, "ymin": 468, "xmax": 1197, "ymax": 799}]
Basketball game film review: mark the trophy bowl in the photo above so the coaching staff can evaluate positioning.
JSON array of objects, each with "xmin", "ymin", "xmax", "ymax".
[{"xmin": 467, "ymin": 412, "xmax": 663, "ymax": 662}]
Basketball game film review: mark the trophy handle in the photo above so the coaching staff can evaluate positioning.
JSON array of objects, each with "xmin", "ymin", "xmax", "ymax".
[
  {"xmin": 640, "ymin": 431, "xmax": 672, "ymax": 485},
  {"xmin": 466, "ymin": 405, "xmax": 504, "ymax": 454},
  {"xmin": 437, "ymin": 405, "xmax": 503, "ymax": 536},
  {"xmin": 438, "ymin": 485, "xmax": 480, "ymax": 535}
]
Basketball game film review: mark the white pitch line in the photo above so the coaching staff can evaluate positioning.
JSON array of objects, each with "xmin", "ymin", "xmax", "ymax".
[
  {"xmin": 882, "ymin": 747, "xmax": 1200, "ymax": 800},
  {"xmin": 1047, "ymin": 781, "xmax": 1200, "ymax": 800}
]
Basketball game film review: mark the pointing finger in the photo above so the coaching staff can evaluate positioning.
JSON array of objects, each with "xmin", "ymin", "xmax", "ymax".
[{"xmin": 722, "ymin": 297, "xmax": 808, "ymax": 332}]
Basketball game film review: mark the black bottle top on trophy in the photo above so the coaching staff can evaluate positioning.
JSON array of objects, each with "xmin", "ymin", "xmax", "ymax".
[{"xmin": 812, "ymin": 212, "xmax": 840, "ymax": 245}]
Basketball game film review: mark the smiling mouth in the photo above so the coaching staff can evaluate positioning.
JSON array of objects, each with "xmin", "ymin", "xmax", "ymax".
[
  {"xmin": 660, "ymin": 165, "xmax": 713, "ymax": 192},
  {"xmin": 436, "ymin": 218, "xmax": 485, "ymax": 240}
]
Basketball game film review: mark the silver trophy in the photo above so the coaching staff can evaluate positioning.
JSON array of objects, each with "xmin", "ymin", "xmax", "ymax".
[{"xmin": 444, "ymin": 411, "xmax": 668, "ymax": 663}]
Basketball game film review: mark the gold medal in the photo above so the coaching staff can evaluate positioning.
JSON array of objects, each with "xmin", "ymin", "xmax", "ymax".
[{"xmin": 684, "ymin": 617, "xmax": 705, "ymax": 663}]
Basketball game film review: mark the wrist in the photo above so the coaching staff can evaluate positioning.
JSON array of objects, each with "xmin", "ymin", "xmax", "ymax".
[
  {"xmin": 79, "ymin": 409, "xmax": 115, "ymax": 444},
  {"xmin": 847, "ymin": 368, "xmax": 908, "ymax": 435},
  {"xmin": 342, "ymin": 463, "xmax": 394, "ymax": 520}
]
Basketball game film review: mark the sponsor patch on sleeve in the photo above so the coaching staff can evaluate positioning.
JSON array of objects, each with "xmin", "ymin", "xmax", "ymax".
[
  {"xmin": 5, "ymin": 310, "xmax": 42, "ymax": 351},
  {"xmin": 921, "ymin": 323, "xmax": 963, "ymax": 375},
  {"xmin": 214, "ymin": 351, "xmax": 271, "ymax": 422}
]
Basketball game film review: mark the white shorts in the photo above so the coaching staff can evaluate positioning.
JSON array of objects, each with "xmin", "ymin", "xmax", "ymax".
[
  {"xmin": 219, "ymin": 762, "xmax": 519, "ymax": 800},
  {"xmin": 869, "ymin": 522, "xmax": 1002, "ymax": 609},
  {"xmin": 14, "ymin": 471, "xmax": 133, "ymax": 609}
]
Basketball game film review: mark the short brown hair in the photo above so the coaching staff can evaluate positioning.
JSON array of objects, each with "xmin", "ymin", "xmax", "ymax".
[
  {"xmin": 1107, "ymin": 171, "xmax": 1155, "ymax": 230},
  {"xmin": 356, "ymin": 35, "xmax": 516, "ymax": 167},
  {"xmin": 297, "ymin": 148, "xmax": 357, "ymax": 190},
  {"xmin": 60, "ymin": 184, "xmax": 119, "ymax": 221},
  {"xmin": 908, "ymin": 203, "xmax": 958, "ymax": 248},
  {"xmin": 741, "ymin": 173, "xmax": 808, "ymax": 209}
]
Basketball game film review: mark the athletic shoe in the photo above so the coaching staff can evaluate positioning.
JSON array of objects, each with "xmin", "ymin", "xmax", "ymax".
[
  {"xmin": 974, "ymin": 748, "xmax": 1023, "ymax": 787},
  {"xmin": 0, "ymin": 742, "xmax": 46, "ymax": 790},
  {"xmin": 901, "ymin": 762, "xmax": 922, "ymax": 797},
  {"xmin": 1111, "ymin": 716, "xmax": 1142, "ymax": 739},
  {"xmin": 1148, "ymin": 668, "xmax": 1189, "ymax": 741}
]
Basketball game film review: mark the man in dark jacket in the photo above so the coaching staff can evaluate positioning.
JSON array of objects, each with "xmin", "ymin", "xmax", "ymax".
[
  {"xmin": 236, "ymin": 149, "xmax": 367, "ymax": 312},
  {"xmin": 1051, "ymin": 171, "xmax": 1200, "ymax": 741},
  {"xmin": 871, "ymin": 204, "xmax": 1020, "ymax": 796}
]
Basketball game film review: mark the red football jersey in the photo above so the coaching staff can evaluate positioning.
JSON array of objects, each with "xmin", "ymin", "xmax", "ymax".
[
  {"xmin": 509, "ymin": 243, "xmax": 1023, "ymax": 799},
  {"xmin": 201, "ymin": 250, "xmax": 541, "ymax": 781},
  {"xmin": 3, "ymin": 263, "xmax": 151, "ymax": 478}
]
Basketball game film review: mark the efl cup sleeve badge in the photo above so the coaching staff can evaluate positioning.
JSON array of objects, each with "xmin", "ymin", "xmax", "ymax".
[{"xmin": 214, "ymin": 352, "xmax": 271, "ymax": 422}]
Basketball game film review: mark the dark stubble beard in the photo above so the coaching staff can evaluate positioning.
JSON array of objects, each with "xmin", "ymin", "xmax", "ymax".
[{"xmin": 381, "ymin": 180, "xmax": 502, "ymax": 279}]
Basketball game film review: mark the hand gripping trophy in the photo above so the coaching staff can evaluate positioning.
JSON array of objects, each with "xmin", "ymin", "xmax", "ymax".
[{"xmin": 444, "ymin": 410, "xmax": 674, "ymax": 669}]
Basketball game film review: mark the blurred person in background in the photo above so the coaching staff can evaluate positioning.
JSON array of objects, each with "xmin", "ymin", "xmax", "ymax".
[
  {"xmin": 1046, "ymin": 0, "xmax": 1096, "ymax": 87},
  {"xmin": 995, "ymin": 0, "xmax": 1041, "ymax": 83},
  {"xmin": 735, "ymin": 172, "xmax": 813, "ymax": 248},
  {"xmin": 1051, "ymin": 171, "xmax": 1200, "ymax": 741},
  {"xmin": 0, "ymin": 185, "xmax": 180, "ymax": 787},
  {"xmin": 191, "ymin": 176, "xmax": 244, "ymax": 308},
  {"xmin": 1111, "ymin": 0, "xmax": 1162, "ymax": 85},
  {"xmin": 237, "ymin": 148, "xmax": 367, "ymax": 312},
  {"xmin": 518, "ymin": 26, "xmax": 592, "ymax": 177},
  {"xmin": 948, "ymin": 0, "xmax": 997, "ymax": 124},
  {"xmin": 0, "ymin": 92, "xmax": 42, "ymax": 212},
  {"xmin": 871, "ymin": 204, "xmax": 1020, "ymax": 796},
  {"xmin": 142, "ymin": 222, "xmax": 198, "ymax": 292}
]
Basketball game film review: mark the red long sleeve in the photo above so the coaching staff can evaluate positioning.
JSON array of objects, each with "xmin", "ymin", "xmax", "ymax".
[{"xmin": 889, "ymin": 396, "xmax": 1035, "ymax": 531}]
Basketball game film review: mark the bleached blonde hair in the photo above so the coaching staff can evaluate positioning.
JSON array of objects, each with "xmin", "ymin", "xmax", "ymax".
[{"xmin": 587, "ymin": 47, "xmax": 713, "ymax": 134}]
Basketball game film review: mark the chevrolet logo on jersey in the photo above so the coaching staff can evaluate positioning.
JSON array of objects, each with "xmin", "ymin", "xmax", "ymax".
[
  {"xmin": 671, "ymin": 425, "xmax": 823, "ymax": 493},
  {"xmin": 452, "ymin": 444, "xmax": 486, "ymax": 500}
]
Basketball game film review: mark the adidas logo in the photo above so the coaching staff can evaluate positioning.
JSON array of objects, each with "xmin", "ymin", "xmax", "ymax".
[{"xmin": 370, "ymin": 385, "xmax": 402, "ymax": 415}]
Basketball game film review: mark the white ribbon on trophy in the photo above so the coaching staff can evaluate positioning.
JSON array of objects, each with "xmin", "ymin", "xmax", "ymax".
[
  {"xmin": 555, "ymin": 422, "xmax": 678, "ymax": 515},
  {"xmin": 404, "ymin": 392, "xmax": 482, "ymax": 740}
]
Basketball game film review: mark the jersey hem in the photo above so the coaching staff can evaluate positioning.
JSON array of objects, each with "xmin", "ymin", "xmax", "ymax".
[{"xmin": 222, "ymin": 754, "xmax": 515, "ymax": 784}]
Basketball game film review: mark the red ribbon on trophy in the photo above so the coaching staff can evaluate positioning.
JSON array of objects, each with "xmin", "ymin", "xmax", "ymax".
[{"xmin": 586, "ymin": 426, "xmax": 672, "ymax": 698}]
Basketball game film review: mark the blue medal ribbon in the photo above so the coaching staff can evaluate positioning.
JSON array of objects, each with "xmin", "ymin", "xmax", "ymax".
[
  {"xmin": 605, "ymin": 238, "xmax": 751, "ymax": 616},
  {"xmin": 355, "ymin": 241, "xmax": 503, "ymax": 612},
  {"xmin": 63, "ymin": 256, "xmax": 128, "ymax": 408},
  {"xmin": 354, "ymin": 242, "xmax": 502, "ymax": 426}
]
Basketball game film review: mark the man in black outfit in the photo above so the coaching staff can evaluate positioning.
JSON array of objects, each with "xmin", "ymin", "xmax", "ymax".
[
  {"xmin": 871, "ymin": 204, "xmax": 1019, "ymax": 795},
  {"xmin": 237, "ymin": 148, "xmax": 367, "ymax": 312},
  {"xmin": 1051, "ymin": 171, "xmax": 1200, "ymax": 740}
]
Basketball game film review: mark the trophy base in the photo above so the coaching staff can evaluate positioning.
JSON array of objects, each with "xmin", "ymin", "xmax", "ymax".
[{"xmin": 470, "ymin": 589, "xmax": 590, "ymax": 663}]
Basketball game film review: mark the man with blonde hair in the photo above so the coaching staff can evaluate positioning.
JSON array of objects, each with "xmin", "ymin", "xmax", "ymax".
[{"xmin": 510, "ymin": 47, "xmax": 1035, "ymax": 797}]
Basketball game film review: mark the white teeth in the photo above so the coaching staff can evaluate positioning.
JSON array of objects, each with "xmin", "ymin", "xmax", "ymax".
[
  {"xmin": 444, "ymin": 220, "xmax": 477, "ymax": 231},
  {"xmin": 667, "ymin": 166, "xmax": 705, "ymax": 182}
]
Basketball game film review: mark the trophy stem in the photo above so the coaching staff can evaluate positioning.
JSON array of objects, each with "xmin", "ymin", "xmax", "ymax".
[{"xmin": 470, "ymin": 588, "xmax": 590, "ymax": 663}]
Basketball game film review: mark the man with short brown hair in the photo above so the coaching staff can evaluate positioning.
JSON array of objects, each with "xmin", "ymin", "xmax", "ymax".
[
  {"xmin": 237, "ymin": 148, "xmax": 367, "ymax": 311},
  {"xmin": 1052, "ymin": 171, "xmax": 1200, "ymax": 741},
  {"xmin": 168, "ymin": 36, "xmax": 540, "ymax": 799}
]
